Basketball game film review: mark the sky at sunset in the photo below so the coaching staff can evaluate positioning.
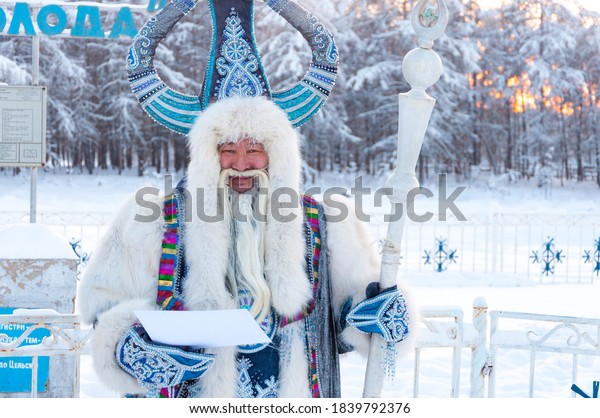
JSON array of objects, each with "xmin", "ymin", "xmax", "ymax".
[{"xmin": 479, "ymin": 0, "xmax": 600, "ymax": 12}]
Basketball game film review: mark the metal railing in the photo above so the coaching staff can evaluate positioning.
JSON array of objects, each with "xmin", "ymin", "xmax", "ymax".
[
  {"xmin": 488, "ymin": 310, "xmax": 600, "ymax": 398},
  {"xmin": 1, "ymin": 302, "xmax": 599, "ymax": 398},
  {"xmin": 0, "ymin": 310, "xmax": 91, "ymax": 398},
  {"xmin": 3, "ymin": 209, "xmax": 598, "ymax": 282},
  {"xmin": 371, "ymin": 212, "xmax": 600, "ymax": 283},
  {"xmin": 414, "ymin": 307, "xmax": 465, "ymax": 397}
]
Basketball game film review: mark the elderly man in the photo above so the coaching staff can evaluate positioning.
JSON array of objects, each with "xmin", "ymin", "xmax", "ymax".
[
  {"xmin": 78, "ymin": 0, "xmax": 413, "ymax": 398},
  {"xmin": 78, "ymin": 97, "xmax": 413, "ymax": 398}
]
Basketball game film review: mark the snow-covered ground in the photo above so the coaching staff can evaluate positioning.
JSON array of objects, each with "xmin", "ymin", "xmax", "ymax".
[{"xmin": 1, "ymin": 169, "xmax": 599, "ymax": 399}]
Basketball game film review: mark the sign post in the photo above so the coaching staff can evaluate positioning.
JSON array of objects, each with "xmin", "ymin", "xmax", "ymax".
[{"xmin": 31, "ymin": 18, "xmax": 40, "ymax": 223}]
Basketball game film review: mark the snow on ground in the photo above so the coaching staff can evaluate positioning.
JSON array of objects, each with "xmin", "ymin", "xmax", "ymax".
[{"xmin": 0, "ymin": 169, "xmax": 599, "ymax": 398}]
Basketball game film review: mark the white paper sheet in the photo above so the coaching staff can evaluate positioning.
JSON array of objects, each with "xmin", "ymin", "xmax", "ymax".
[{"xmin": 134, "ymin": 309, "xmax": 271, "ymax": 348}]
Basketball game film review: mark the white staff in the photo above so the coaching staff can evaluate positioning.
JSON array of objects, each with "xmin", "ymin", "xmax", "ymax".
[{"xmin": 362, "ymin": 0, "xmax": 448, "ymax": 398}]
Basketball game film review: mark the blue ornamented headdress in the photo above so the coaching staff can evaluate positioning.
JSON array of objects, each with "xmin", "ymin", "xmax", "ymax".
[{"xmin": 127, "ymin": 0, "xmax": 339, "ymax": 135}]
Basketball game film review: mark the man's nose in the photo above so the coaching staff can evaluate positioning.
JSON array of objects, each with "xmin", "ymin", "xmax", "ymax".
[{"xmin": 231, "ymin": 154, "xmax": 250, "ymax": 171}]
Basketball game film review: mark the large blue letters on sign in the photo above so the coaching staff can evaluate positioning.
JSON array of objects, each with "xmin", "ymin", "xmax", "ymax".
[
  {"xmin": 7, "ymin": 2, "xmax": 36, "ymax": 36},
  {"xmin": 109, "ymin": 7, "xmax": 138, "ymax": 39},
  {"xmin": 37, "ymin": 5, "xmax": 68, "ymax": 36},
  {"xmin": 70, "ymin": 5, "xmax": 105, "ymax": 38},
  {"xmin": 0, "ymin": 2, "xmax": 141, "ymax": 39}
]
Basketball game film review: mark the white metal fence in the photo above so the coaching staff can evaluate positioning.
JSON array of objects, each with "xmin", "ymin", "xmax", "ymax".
[
  {"xmin": 0, "ymin": 310, "xmax": 90, "ymax": 398},
  {"xmin": 373, "ymin": 211, "xmax": 600, "ymax": 284},
  {"xmin": 1, "ymin": 210, "xmax": 599, "ymax": 397},
  {"xmin": 488, "ymin": 309, "xmax": 600, "ymax": 398},
  {"xmin": 2, "ymin": 301, "xmax": 599, "ymax": 398},
  {"xmin": 410, "ymin": 300, "xmax": 600, "ymax": 398},
  {"xmin": 2, "ymin": 210, "xmax": 599, "ymax": 283}
]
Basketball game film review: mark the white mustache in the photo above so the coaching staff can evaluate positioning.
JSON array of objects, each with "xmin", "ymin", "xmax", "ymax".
[{"xmin": 218, "ymin": 168, "xmax": 269, "ymax": 190}]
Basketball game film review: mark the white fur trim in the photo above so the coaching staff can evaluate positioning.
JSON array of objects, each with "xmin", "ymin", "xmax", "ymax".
[
  {"xmin": 320, "ymin": 195, "xmax": 378, "ymax": 355},
  {"xmin": 185, "ymin": 96, "xmax": 311, "ymax": 318},
  {"xmin": 279, "ymin": 322, "xmax": 311, "ymax": 397},
  {"xmin": 90, "ymin": 298, "xmax": 158, "ymax": 395},
  {"xmin": 77, "ymin": 194, "xmax": 164, "ymax": 324},
  {"xmin": 196, "ymin": 346, "xmax": 238, "ymax": 397}
]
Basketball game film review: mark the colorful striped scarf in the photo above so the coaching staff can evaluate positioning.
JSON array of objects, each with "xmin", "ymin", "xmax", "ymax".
[{"xmin": 156, "ymin": 191, "xmax": 323, "ymax": 397}]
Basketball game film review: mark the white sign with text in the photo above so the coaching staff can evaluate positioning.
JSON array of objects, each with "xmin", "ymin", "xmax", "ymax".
[{"xmin": 0, "ymin": 85, "xmax": 47, "ymax": 167}]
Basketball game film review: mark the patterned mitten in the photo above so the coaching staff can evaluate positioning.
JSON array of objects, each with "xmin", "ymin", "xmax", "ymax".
[
  {"xmin": 116, "ymin": 324, "xmax": 214, "ymax": 389},
  {"xmin": 346, "ymin": 282, "xmax": 410, "ymax": 343}
]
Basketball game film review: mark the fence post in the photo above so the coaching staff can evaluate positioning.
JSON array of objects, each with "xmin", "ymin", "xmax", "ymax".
[
  {"xmin": 470, "ymin": 297, "xmax": 488, "ymax": 397},
  {"xmin": 491, "ymin": 213, "xmax": 499, "ymax": 273}
]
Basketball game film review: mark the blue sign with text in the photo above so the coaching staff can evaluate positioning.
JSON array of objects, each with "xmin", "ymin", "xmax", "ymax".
[{"xmin": 0, "ymin": 307, "xmax": 50, "ymax": 393}]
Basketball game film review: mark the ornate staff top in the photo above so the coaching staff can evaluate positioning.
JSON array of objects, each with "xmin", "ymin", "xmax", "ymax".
[
  {"xmin": 401, "ymin": 0, "xmax": 447, "ymax": 98},
  {"xmin": 412, "ymin": 0, "xmax": 448, "ymax": 46}
]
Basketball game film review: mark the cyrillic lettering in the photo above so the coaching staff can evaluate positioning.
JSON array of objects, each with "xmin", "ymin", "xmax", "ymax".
[
  {"xmin": 70, "ymin": 5, "xmax": 104, "ymax": 38},
  {"xmin": 38, "ymin": 4, "xmax": 68, "ymax": 36},
  {"xmin": 0, "ymin": 7, "xmax": 6, "ymax": 33},
  {"xmin": 7, "ymin": 3, "xmax": 36, "ymax": 36},
  {"xmin": 108, "ymin": 7, "xmax": 137, "ymax": 39}
]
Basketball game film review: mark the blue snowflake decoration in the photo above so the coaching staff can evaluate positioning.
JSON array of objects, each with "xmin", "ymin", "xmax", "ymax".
[
  {"xmin": 69, "ymin": 238, "xmax": 90, "ymax": 266},
  {"xmin": 571, "ymin": 381, "xmax": 599, "ymax": 398},
  {"xmin": 583, "ymin": 237, "xmax": 600, "ymax": 277},
  {"xmin": 530, "ymin": 237, "xmax": 564, "ymax": 276},
  {"xmin": 423, "ymin": 237, "xmax": 458, "ymax": 272}
]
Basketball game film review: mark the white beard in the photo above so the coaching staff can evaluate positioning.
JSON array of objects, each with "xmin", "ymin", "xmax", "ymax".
[{"xmin": 218, "ymin": 169, "xmax": 272, "ymax": 322}]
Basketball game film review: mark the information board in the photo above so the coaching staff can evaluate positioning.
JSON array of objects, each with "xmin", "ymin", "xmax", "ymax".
[
  {"xmin": 0, "ymin": 307, "xmax": 50, "ymax": 393},
  {"xmin": 0, "ymin": 86, "xmax": 47, "ymax": 167}
]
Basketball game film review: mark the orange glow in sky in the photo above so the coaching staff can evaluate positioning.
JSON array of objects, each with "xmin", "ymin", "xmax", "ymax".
[{"xmin": 478, "ymin": 0, "xmax": 600, "ymax": 12}]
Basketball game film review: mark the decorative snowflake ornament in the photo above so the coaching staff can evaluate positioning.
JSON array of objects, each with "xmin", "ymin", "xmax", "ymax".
[
  {"xmin": 423, "ymin": 237, "xmax": 457, "ymax": 272},
  {"xmin": 530, "ymin": 237, "xmax": 564, "ymax": 276},
  {"xmin": 583, "ymin": 237, "xmax": 600, "ymax": 277}
]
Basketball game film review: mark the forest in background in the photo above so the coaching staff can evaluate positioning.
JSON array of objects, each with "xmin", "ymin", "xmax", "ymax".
[{"xmin": 0, "ymin": 0, "xmax": 599, "ymax": 186}]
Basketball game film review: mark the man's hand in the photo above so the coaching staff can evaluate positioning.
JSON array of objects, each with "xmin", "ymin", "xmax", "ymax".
[
  {"xmin": 346, "ymin": 282, "xmax": 410, "ymax": 343},
  {"xmin": 116, "ymin": 324, "xmax": 215, "ymax": 389}
]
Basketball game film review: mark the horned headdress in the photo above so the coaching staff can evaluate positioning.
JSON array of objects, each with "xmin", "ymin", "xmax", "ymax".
[{"xmin": 127, "ymin": 0, "xmax": 339, "ymax": 134}]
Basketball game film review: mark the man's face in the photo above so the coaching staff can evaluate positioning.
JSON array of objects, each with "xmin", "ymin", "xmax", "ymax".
[{"xmin": 219, "ymin": 138, "xmax": 268, "ymax": 193}]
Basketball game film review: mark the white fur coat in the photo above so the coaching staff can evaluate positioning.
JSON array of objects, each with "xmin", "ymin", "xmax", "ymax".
[{"xmin": 77, "ymin": 97, "xmax": 416, "ymax": 397}]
